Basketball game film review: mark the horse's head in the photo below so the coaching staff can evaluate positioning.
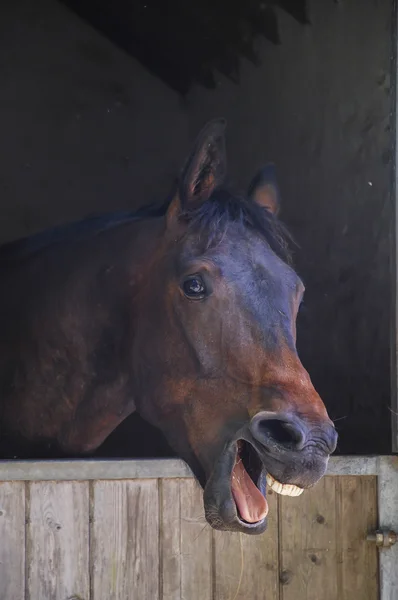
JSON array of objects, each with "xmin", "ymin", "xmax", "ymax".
[{"xmin": 134, "ymin": 120, "xmax": 337, "ymax": 534}]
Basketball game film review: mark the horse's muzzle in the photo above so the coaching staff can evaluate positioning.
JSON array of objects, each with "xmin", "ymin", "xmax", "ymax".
[
  {"xmin": 249, "ymin": 410, "xmax": 338, "ymax": 455},
  {"xmin": 202, "ymin": 412, "xmax": 337, "ymax": 534}
]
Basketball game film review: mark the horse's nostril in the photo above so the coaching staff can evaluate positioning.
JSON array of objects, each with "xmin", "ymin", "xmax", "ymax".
[
  {"xmin": 259, "ymin": 420, "xmax": 296, "ymax": 445},
  {"xmin": 250, "ymin": 413, "xmax": 307, "ymax": 451}
]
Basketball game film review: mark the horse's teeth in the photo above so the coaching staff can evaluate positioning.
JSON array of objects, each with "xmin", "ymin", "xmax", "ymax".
[{"xmin": 266, "ymin": 473, "xmax": 304, "ymax": 497}]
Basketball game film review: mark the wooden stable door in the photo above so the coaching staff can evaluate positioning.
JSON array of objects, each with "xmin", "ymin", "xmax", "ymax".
[
  {"xmin": 0, "ymin": 456, "xmax": 397, "ymax": 600},
  {"xmin": 164, "ymin": 475, "xmax": 381, "ymax": 600},
  {"xmin": 165, "ymin": 475, "xmax": 380, "ymax": 600}
]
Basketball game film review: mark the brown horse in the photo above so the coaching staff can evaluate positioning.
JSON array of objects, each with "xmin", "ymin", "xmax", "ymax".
[{"xmin": 0, "ymin": 120, "xmax": 336, "ymax": 534}]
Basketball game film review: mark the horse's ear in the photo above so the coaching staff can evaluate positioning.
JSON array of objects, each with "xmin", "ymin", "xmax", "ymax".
[
  {"xmin": 167, "ymin": 119, "xmax": 227, "ymax": 227},
  {"xmin": 248, "ymin": 164, "xmax": 280, "ymax": 216}
]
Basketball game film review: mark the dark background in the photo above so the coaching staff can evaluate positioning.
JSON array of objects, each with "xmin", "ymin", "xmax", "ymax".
[{"xmin": 0, "ymin": 0, "xmax": 394, "ymax": 455}]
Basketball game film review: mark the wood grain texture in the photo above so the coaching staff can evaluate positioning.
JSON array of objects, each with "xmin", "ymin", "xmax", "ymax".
[
  {"xmin": 279, "ymin": 476, "xmax": 338, "ymax": 600},
  {"xmin": 0, "ymin": 481, "xmax": 25, "ymax": 600},
  {"xmin": 0, "ymin": 470, "xmax": 382, "ymax": 600},
  {"xmin": 26, "ymin": 481, "xmax": 89, "ymax": 600},
  {"xmin": 91, "ymin": 479, "xmax": 159, "ymax": 600},
  {"xmin": 337, "ymin": 476, "xmax": 378, "ymax": 600},
  {"xmin": 179, "ymin": 479, "xmax": 212, "ymax": 600},
  {"xmin": 160, "ymin": 479, "xmax": 182, "ymax": 600},
  {"xmin": 213, "ymin": 488, "xmax": 279, "ymax": 600}
]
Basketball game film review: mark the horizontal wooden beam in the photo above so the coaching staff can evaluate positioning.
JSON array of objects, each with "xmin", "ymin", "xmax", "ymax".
[
  {"xmin": 0, "ymin": 458, "xmax": 191, "ymax": 481},
  {"xmin": 0, "ymin": 455, "xmax": 394, "ymax": 481}
]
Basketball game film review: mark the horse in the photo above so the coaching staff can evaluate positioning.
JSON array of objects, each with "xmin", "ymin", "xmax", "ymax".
[{"xmin": 0, "ymin": 119, "xmax": 337, "ymax": 534}]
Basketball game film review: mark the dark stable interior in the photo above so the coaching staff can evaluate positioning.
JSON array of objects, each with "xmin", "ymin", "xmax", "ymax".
[{"xmin": 0, "ymin": 0, "xmax": 394, "ymax": 457}]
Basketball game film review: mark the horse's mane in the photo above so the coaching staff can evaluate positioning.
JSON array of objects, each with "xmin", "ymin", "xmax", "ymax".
[
  {"xmin": 0, "ymin": 187, "xmax": 293, "ymax": 264},
  {"xmin": 0, "ymin": 204, "xmax": 165, "ymax": 261}
]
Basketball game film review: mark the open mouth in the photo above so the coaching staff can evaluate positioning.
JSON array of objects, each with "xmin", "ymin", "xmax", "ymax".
[{"xmin": 231, "ymin": 440, "xmax": 304, "ymax": 525}]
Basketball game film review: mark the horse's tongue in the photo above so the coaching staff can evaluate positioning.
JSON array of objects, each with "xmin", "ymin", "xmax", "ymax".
[{"xmin": 231, "ymin": 458, "xmax": 268, "ymax": 523}]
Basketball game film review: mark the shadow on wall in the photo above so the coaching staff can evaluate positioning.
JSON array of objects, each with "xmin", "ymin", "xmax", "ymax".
[{"xmin": 0, "ymin": 0, "xmax": 189, "ymax": 244}]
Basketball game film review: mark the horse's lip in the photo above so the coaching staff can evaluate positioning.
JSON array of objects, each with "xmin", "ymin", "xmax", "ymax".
[{"xmin": 203, "ymin": 437, "xmax": 268, "ymax": 533}]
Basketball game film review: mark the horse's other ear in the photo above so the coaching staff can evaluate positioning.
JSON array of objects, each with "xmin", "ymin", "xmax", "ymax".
[
  {"xmin": 248, "ymin": 164, "xmax": 280, "ymax": 216},
  {"xmin": 167, "ymin": 119, "xmax": 227, "ymax": 227}
]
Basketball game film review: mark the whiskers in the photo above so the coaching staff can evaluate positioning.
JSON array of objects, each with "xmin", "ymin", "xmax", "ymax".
[
  {"xmin": 205, "ymin": 505, "xmax": 225, "ymax": 530},
  {"xmin": 332, "ymin": 415, "xmax": 348, "ymax": 423},
  {"xmin": 205, "ymin": 506, "xmax": 244, "ymax": 600},
  {"xmin": 230, "ymin": 532, "xmax": 244, "ymax": 600},
  {"xmin": 181, "ymin": 502, "xmax": 245, "ymax": 600}
]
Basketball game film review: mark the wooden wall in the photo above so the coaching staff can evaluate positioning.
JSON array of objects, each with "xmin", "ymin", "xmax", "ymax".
[
  {"xmin": 0, "ymin": 0, "xmax": 393, "ymax": 456},
  {"xmin": 0, "ymin": 474, "xmax": 379, "ymax": 600}
]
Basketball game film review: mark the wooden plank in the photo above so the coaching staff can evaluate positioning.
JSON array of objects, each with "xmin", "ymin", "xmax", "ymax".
[
  {"xmin": 279, "ymin": 476, "xmax": 338, "ymax": 600},
  {"xmin": 327, "ymin": 456, "xmax": 378, "ymax": 476},
  {"xmin": 213, "ymin": 488, "xmax": 279, "ymax": 600},
  {"xmin": 0, "ymin": 457, "xmax": 193, "ymax": 481},
  {"xmin": 378, "ymin": 456, "xmax": 398, "ymax": 600},
  {"xmin": 160, "ymin": 479, "xmax": 182, "ymax": 600},
  {"xmin": 337, "ymin": 476, "xmax": 378, "ymax": 600},
  {"xmin": 179, "ymin": 479, "xmax": 212, "ymax": 600},
  {"xmin": 91, "ymin": 479, "xmax": 159, "ymax": 600},
  {"xmin": 0, "ymin": 455, "xmax": 379, "ymax": 481},
  {"xmin": 0, "ymin": 481, "xmax": 25, "ymax": 600},
  {"xmin": 160, "ymin": 478, "xmax": 213, "ymax": 600},
  {"xmin": 27, "ymin": 481, "xmax": 89, "ymax": 600}
]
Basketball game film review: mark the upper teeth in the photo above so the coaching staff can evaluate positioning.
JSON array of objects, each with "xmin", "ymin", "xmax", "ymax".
[{"xmin": 266, "ymin": 473, "xmax": 304, "ymax": 497}]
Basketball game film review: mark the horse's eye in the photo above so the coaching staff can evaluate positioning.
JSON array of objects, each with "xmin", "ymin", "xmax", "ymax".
[{"xmin": 182, "ymin": 275, "xmax": 206, "ymax": 299}]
